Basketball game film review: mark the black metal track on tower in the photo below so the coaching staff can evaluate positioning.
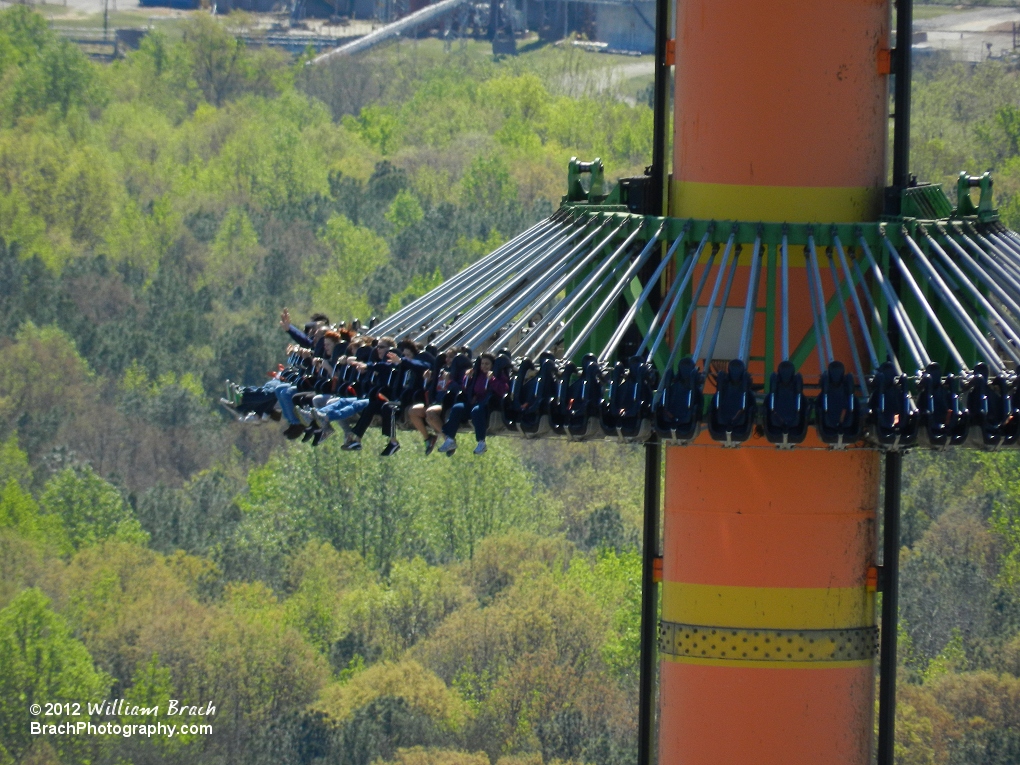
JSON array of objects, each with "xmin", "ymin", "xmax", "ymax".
[
  {"xmin": 648, "ymin": 0, "xmax": 670, "ymax": 215},
  {"xmin": 878, "ymin": 451, "xmax": 903, "ymax": 765},
  {"xmin": 891, "ymin": 0, "xmax": 913, "ymax": 198},
  {"xmin": 637, "ymin": 436, "xmax": 661, "ymax": 765},
  {"xmin": 881, "ymin": 0, "xmax": 910, "ymax": 754}
]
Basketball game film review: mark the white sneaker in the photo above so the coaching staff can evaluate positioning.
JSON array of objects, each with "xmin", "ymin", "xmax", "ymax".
[
  {"xmin": 437, "ymin": 437, "xmax": 457, "ymax": 453},
  {"xmin": 473, "ymin": 441, "xmax": 487, "ymax": 455}
]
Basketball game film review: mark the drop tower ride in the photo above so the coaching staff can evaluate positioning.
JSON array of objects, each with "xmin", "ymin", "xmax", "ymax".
[
  {"xmin": 327, "ymin": 0, "xmax": 1020, "ymax": 761},
  {"xmin": 660, "ymin": 2, "xmax": 890, "ymax": 763}
]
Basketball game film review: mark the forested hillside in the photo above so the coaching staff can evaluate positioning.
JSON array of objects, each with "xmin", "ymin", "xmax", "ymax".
[{"xmin": 2, "ymin": 6, "xmax": 1020, "ymax": 764}]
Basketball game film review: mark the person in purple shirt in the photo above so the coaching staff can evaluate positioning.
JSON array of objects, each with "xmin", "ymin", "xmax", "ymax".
[{"xmin": 437, "ymin": 352, "xmax": 510, "ymax": 456}]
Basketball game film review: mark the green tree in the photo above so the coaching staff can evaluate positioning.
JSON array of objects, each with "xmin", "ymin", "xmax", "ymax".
[
  {"xmin": 41, "ymin": 466, "xmax": 146, "ymax": 550},
  {"xmin": 0, "ymin": 434, "xmax": 31, "ymax": 489},
  {"xmin": 0, "ymin": 6, "xmax": 50, "ymax": 73},
  {"xmin": 109, "ymin": 30, "xmax": 198, "ymax": 119},
  {"xmin": 344, "ymin": 104, "xmax": 401, "ymax": 155},
  {"xmin": 116, "ymin": 653, "xmax": 197, "ymax": 757},
  {"xmin": 385, "ymin": 190, "xmax": 425, "ymax": 234},
  {"xmin": 0, "ymin": 479, "xmax": 67, "ymax": 554},
  {"xmin": 187, "ymin": 586, "xmax": 330, "ymax": 760},
  {"xmin": 894, "ymin": 702, "xmax": 938, "ymax": 765},
  {"xmin": 310, "ymin": 213, "xmax": 390, "ymax": 322},
  {"xmin": 0, "ymin": 589, "xmax": 110, "ymax": 764},
  {"xmin": 283, "ymin": 541, "xmax": 372, "ymax": 659},
  {"xmin": 386, "ymin": 268, "xmax": 443, "ymax": 314},
  {"xmin": 460, "ymin": 155, "xmax": 518, "ymax": 212},
  {"xmin": 136, "ymin": 464, "xmax": 243, "ymax": 557},
  {"xmin": 0, "ymin": 323, "xmax": 96, "ymax": 456},
  {"xmin": 970, "ymin": 452, "xmax": 1020, "ymax": 595},
  {"xmin": 378, "ymin": 748, "xmax": 490, "ymax": 765},
  {"xmin": 338, "ymin": 557, "xmax": 467, "ymax": 663},
  {"xmin": 203, "ymin": 206, "xmax": 262, "ymax": 289},
  {"xmin": 315, "ymin": 660, "xmax": 468, "ymax": 731},
  {"xmin": 231, "ymin": 436, "xmax": 551, "ymax": 582},
  {"xmin": 3, "ymin": 33, "xmax": 107, "ymax": 120},
  {"xmin": 561, "ymin": 548, "xmax": 641, "ymax": 684},
  {"xmin": 413, "ymin": 567, "xmax": 629, "ymax": 762},
  {"xmin": 181, "ymin": 15, "xmax": 285, "ymax": 107}
]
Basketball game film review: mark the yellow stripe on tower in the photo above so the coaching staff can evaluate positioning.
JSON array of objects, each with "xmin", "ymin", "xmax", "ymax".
[
  {"xmin": 671, "ymin": 181, "xmax": 883, "ymax": 224},
  {"xmin": 661, "ymin": 582, "xmax": 875, "ymax": 630}
]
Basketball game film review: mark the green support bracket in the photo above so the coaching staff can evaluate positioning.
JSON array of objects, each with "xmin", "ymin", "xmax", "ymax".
[
  {"xmin": 900, "ymin": 184, "xmax": 953, "ymax": 220},
  {"xmin": 955, "ymin": 171, "xmax": 998, "ymax": 223},
  {"xmin": 564, "ymin": 157, "xmax": 607, "ymax": 205}
]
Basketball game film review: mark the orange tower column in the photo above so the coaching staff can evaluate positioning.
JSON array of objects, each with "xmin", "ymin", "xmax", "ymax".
[{"xmin": 661, "ymin": 2, "xmax": 889, "ymax": 764}]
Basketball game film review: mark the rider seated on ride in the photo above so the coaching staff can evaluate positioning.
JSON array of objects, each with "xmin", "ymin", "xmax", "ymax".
[
  {"xmin": 298, "ymin": 334, "xmax": 379, "ymax": 445},
  {"xmin": 291, "ymin": 329, "xmax": 354, "ymax": 405},
  {"xmin": 338, "ymin": 336, "xmax": 404, "ymax": 453},
  {"xmin": 280, "ymin": 329, "xmax": 348, "ymax": 441},
  {"xmin": 370, "ymin": 339, "xmax": 433, "ymax": 456},
  {"xmin": 425, "ymin": 348, "xmax": 473, "ymax": 456},
  {"xmin": 406, "ymin": 347, "xmax": 456, "ymax": 455},
  {"xmin": 438, "ymin": 352, "xmax": 510, "ymax": 456},
  {"xmin": 280, "ymin": 307, "xmax": 331, "ymax": 353},
  {"xmin": 227, "ymin": 310, "xmax": 330, "ymax": 423}
]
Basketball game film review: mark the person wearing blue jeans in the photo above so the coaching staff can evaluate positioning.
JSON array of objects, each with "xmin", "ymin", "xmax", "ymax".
[
  {"xmin": 303, "ymin": 396, "xmax": 371, "ymax": 445},
  {"xmin": 442, "ymin": 394, "xmax": 495, "ymax": 451},
  {"xmin": 319, "ymin": 396, "xmax": 370, "ymax": 424},
  {"xmin": 438, "ymin": 353, "xmax": 509, "ymax": 456},
  {"xmin": 275, "ymin": 383, "xmax": 300, "ymax": 425}
]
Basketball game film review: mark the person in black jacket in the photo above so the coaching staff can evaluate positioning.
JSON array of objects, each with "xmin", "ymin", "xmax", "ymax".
[
  {"xmin": 340, "ymin": 336, "xmax": 406, "ymax": 454},
  {"xmin": 374, "ymin": 339, "xmax": 433, "ymax": 456},
  {"xmin": 279, "ymin": 308, "xmax": 331, "ymax": 354}
]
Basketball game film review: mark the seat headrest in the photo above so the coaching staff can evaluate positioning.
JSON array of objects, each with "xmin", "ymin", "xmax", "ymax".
[
  {"xmin": 677, "ymin": 357, "xmax": 696, "ymax": 383},
  {"xmin": 827, "ymin": 361, "xmax": 845, "ymax": 384},
  {"xmin": 777, "ymin": 360, "xmax": 795, "ymax": 383}
]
